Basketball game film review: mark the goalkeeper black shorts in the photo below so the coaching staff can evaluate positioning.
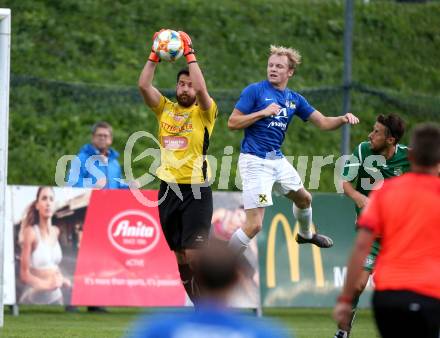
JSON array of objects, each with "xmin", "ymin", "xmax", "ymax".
[{"xmin": 158, "ymin": 180, "xmax": 213, "ymax": 251}]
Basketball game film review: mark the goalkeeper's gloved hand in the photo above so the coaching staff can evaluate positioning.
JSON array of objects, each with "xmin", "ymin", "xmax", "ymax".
[
  {"xmin": 178, "ymin": 31, "xmax": 196, "ymax": 64},
  {"xmin": 148, "ymin": 30, "xmax": 164, "ymax": 63}
]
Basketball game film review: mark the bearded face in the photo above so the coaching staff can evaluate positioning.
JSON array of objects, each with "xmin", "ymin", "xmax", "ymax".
[
  {"xmin": 368, "ymin": 122, "xmax": 394, "ymax": 153},
  {"xmin": 176, "ymin": 74, "xmax": 196, "ymax": 107}
]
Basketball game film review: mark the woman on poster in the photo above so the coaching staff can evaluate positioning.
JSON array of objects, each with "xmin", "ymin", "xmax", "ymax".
[{"xmin": 18, "ymin": 186, "xmax": 71, "ymax": 304}]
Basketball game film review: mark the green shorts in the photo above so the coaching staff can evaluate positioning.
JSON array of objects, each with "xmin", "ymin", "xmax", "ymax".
[{"xmin": 363, "ymin": 239, "xmax": 381, "ymax": 272}]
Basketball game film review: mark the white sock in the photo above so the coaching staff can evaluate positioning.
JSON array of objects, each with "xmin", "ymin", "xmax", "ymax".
[
  {"xmin": 334, "ymin": 329, "xmax": 348, "ymax": 338},
  {"xmin": 293, "ymin": 205, "xmax": 313, "ymax": 239},
  {"xmin": 228, "ymin": 228, "xmax": 251, "ymax": 254}
]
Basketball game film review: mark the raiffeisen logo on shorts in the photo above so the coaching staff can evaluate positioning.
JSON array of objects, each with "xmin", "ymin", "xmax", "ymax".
[{"xmin": 108, "ymin": 210, "xmax": 160, "ymax": 255}]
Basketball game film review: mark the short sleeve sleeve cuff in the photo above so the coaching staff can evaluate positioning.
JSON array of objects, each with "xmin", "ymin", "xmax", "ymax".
[
  {"xmin": 151, "ymin": 95, "xmax": 167, "ymax": 116},
  {"xmin": 296, "ymin": 94, "xmax": 315, "ymax": 121},
  {"xmin": 201, "ymin": 99, "xmax": 218, "ymax": 125},
  {"xmin": 235, "ymin": 83, "xmax": 257, "ymax": 114}
]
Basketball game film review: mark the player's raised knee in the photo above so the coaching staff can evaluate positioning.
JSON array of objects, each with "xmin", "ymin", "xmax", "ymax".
[{"xmin": 295, "ymin": 193, "xmax": 312, "ymax": 209}]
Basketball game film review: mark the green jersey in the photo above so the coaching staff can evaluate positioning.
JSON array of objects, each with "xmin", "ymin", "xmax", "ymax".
[{"xmin": 342, "ymin": 141, "xmax": 410, "ymax": 213}]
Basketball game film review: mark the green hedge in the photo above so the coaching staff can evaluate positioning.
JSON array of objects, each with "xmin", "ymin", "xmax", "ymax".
[{"xmin": 4, "ymin": 0, "xmax": 440, "ymax": 191}]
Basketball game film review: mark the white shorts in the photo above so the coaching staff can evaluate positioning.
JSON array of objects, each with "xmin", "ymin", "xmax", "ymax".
[{"xmin": 238, "ymin": 153, "xmax": 303, "ymax": 210}]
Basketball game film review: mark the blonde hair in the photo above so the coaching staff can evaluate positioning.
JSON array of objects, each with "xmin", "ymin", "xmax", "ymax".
[{"xmin": 270, "ymin": 45, "xmax": 301, "ymax": 70}]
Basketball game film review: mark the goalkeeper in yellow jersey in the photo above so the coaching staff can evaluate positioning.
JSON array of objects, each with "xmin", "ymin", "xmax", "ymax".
[{"xmin": 138, "ymin": 30, "xmax": 218, "ymax": 304}]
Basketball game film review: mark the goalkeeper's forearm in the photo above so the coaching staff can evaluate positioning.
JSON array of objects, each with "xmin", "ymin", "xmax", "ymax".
[
  {"xmin": 138, "ymin": 61, "xmax": 160, "ymax": 107},
  {"xmin": 139, "ymin": 61, "xmax": 157, "ymax": 88},
  {"xmin": 188, "ymin": 62, "xmax": 208, "ymax": 98}
]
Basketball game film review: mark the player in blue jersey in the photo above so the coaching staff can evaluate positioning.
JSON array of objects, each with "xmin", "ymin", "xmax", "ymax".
[
  {"xmin": 227, "ymin": 45, "xmax": 359, "ymax": 254},
  {"xmin": 128, "ymin": 244, "xmax": 290, "ymax": 338}
]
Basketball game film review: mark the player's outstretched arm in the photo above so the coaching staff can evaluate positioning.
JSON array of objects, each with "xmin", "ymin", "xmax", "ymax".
[
  {"xmin": 179, "ymin": 31, "xmax": 212, "ymax": 111},
  {"xmin": 309, "ymin": 110, "xmax": 359, "ymax": 130},
  {"xmin": 228, "ymin": 104, "xmax": 280, "ymax": 130},
  {"xmin": 138, "ymin": 31, "xmax": 162, "ymax": 108},
  {"xmin": 333, "ymin": 228, "xmax": 374, "ymax": 329}
]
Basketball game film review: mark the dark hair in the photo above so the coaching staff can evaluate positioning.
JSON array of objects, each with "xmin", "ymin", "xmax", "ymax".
[
  {"xmin": 20, "ymin": 187, "xmax": 54, "ymax": 243},
  {"xmin": 410, "ymin": 123, "xmax": 440, "ymax": 167},
  {"xmin": 91, "ymin": 121, "xmax": 113, "ymax": 135},
  {"xmin": 195, "ymin": 243, "xmax": 239, "ymax": 292},
  {"xmin": 376, "ymin": 114, "xmax": 405, "ymax": 144},
  {"xmin": 176, "ymin": 68, "xmax": 190, "ymax": 83}
]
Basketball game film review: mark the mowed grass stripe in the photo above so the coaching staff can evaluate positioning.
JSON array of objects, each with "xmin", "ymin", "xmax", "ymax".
[{"xmin": 2, "ymin": 306, "xmax": 377, "ymax": 338}]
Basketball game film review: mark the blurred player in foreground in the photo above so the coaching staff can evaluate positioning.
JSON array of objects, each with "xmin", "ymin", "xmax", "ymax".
[
  {"xmin": 334, "ymin": 123, "xmax": 440, "ymax": 338},
  {"xmin": 333, "ymin": 114, "xmax": 409, "ymax": 338},
  {"xmin": 128, "ymin": 244, "xmax": 290, "ymax": 338},
  {"xmin": 138, "ymin": 30, "xmax": 217, "ymax": 304},
  {"xmin": 227, "ymin": 45, "xmax": 359, "ymax": 254}
]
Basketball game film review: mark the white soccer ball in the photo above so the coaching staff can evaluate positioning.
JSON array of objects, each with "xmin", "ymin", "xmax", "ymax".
[{"xmin": 152, "ymin": 29, "xmax": 184, "ymax": 62}]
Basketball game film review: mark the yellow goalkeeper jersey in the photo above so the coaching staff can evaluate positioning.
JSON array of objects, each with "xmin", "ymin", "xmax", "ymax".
[{"xmin": 151, "ymin": 95, "xmax": 218, "ymax": 184}]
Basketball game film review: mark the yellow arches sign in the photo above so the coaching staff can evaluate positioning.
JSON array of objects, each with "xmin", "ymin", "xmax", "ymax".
[{"xmin": 266, "ymin": 213, "xmax": 325, "ymax": 288}]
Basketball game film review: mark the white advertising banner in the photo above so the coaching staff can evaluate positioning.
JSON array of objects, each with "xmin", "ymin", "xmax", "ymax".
[
  {"xmin": 2, "ymin": 186, "xmax": 261, "ymax": 309},
  {"xmin": 3, "ymin": 186, "xmax": 15, "ymax": 305}
]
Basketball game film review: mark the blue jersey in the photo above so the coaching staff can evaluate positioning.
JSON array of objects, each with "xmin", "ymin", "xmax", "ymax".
[
  {"xmin": 235, "ymin": 80, "xmax": 315, "ymax": 159},
  {"xmin": 129, "ymin": 307, "xmax": 290, "ymax": 338}
]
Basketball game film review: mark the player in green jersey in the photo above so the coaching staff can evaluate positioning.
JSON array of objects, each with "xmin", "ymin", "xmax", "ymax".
[{"xmin": 333, "ymin": 114, "xmax": 410, "ymax": 338}]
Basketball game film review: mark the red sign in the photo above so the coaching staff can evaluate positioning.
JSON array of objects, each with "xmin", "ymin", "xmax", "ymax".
[
  {"xmin": 107, "ymin": 210, "xmax": 160, "ymax": 255},
  {"xmin": 71, "ymin": 189, "xmax": 185, "ymax": 306}
]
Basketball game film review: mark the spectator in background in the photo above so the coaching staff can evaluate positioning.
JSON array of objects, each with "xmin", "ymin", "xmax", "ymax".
[
  {"xmin": 128, "ymin": 243, "xmax": 291, "ymax": 338},
  {"xmin": 333, "ymin": 123, "xmax": 440, "ymax": 338},
  {"xmin": 66, "ymin": 121, "xmax": 130, "ymax": 312},
  {"xmin": 18, "ymin": 187, "xmax": 71, "ymax": 305},
  {"xmin": 67, "ymin": 121, "xmax": 129, "ymax": 189}
]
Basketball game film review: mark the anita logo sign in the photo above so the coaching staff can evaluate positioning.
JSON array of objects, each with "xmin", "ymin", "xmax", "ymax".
[{"xmin": 107, "ymin": 210, "xmax": 160, "ymax": 255}]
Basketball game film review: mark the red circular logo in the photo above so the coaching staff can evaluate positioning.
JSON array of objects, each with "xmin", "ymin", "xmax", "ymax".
[{"xmin": 107, "ymin": 210, "xmax": 160, "ymax": 255}]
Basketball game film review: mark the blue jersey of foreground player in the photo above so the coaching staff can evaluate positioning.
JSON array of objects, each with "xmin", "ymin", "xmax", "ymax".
[
  {"xmin": 129, "ymin": 306, "xmax": 290, "ymax": 338},
  {"xmin": 235, "ymin": 80, "xmax": 315, "ymax": 159}
]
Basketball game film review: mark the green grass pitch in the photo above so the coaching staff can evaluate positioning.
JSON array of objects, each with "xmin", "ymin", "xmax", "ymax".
[{"xmin": 2, "ymin": 306, "xmax": 378, "ymax": 337}]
